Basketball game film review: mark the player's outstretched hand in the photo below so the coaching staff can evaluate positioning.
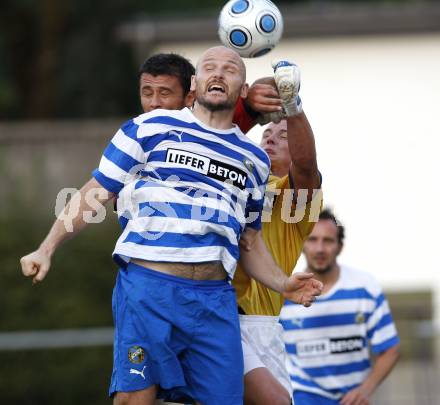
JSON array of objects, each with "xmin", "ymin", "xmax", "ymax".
[
  {"xmin": 282, "ymin": 272, "xmax": 323, "ymax": 307},
  {"xmin": 20, "ymin": 249, "xmax": 51, "ymax": 284},
  {"xmin": 272, "ymin": 60, "xmax": 303, "ymax": 117}
]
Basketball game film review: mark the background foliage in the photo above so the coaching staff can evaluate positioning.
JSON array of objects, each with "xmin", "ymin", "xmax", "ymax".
[{"xmin": 1, "ymin": 211, "xmax": 118, "ymax": 403}]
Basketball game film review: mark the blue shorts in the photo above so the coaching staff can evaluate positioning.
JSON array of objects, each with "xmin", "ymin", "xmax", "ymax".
[
  {"xmin": 110, "ymin": 263, "xmax": 243, "ymax": 405},
  {"xmin": 294, "ymin": 390, "xmax": 340, "ymax": 405}
]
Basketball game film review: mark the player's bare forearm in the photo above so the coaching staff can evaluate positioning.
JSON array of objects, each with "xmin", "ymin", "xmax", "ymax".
[
  {"xmin": 20, "ymin": 177, "xmax": 114, "ymax": 283},
  {"xmin": 270, "ymin": 61, "xmax": 320, "ymax": 197},
  {"xmin": 42, "ymin": 177, "xmax": 113, "ymax": 251},
  {"xmin": 360, "ymin": 345, "xmax": 400, "ymax": 396},
  {"xmin": 340, "ymin": 345, "xmax": 400, "ymax": 405},
  {"xmin": 239, "ymin": 230, "xmax": 322, "ymax": 306},
  {"xmin": 287, "ymin": 112, "xmax": 320, "ymax": 198},
  {"xmin": 239, "ymin": 230, "xmax": 287, "ymax": 293}
]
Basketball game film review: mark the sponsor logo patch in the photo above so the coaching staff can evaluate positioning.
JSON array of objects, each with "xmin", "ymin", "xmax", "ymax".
[
  {"xmin": 128, "ymin": 346, "xmax": 145, "ymax": 364},
  {"xmin": 297, "ymin": 338, "xmax": 330, "ymax": 357},
  {"xmin": 166, "ymin": 148, "xmax": 248, "ymax": 190},
  {"xmin": 297, "ymin": 336, "xmax": 365, "ymax": 358}
]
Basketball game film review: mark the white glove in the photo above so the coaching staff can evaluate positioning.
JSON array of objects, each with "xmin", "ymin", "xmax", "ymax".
[{"xmin": 272, "ymin": 60, "xmax": 303, "ymax": 117}]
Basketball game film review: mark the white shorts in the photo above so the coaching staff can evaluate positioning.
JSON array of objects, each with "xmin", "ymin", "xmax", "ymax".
[{"xmin": 239, "ymin": 314, "xmax": 292, "ymax": 397}]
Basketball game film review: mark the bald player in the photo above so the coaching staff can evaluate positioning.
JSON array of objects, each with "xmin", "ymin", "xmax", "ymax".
[{"xmin": 20, "ymin": 47, "xmax": 322, "ymax": 405}]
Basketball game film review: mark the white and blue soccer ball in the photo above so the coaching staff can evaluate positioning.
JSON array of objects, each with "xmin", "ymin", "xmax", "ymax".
[{"xmin": 218, "ymin": 0, "xmax": 284, "ymax": 58}]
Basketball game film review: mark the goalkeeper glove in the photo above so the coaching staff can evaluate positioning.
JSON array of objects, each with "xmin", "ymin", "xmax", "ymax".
[{"xmin": 272, "ymin": 60, "xmax": 303, "ymax": 117}]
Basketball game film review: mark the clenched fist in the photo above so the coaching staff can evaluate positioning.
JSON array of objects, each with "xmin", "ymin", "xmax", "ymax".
[{"xmin": 20, "ymin": 249, "xmax": 52, "ymax": 284}]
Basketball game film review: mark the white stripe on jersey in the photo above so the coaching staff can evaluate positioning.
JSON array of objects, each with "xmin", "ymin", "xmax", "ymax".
[
  {"xmin": 288, "ymin": 363, "xmax": 312, "ymax": 380},
  {"xmin": 132, "ymin": 183, "xmax": 237, "ymax": 216},
  {"xmin": 366, "ymin": 300, "xmax": 391, "ymax": 330},
  {"xmin": 312, "ymin": 369, "xmax": 370, "ymax": 390},
  {"xmin": 370, "ymin": 323, "xmax": 399, "ymax": 346},
  {"xmin": 287, "ymin": 348, "xmax": 369, "ymax": 368},
  {"xmin": 281, "ymin": 298, "xmax": 376, "ymax": 319},
  {"xmin": 121, "ymin": 216, "xmax": 239, "ymax": 246},
  {"xmin": 287, "ymin": 363, "xmax": 371, "ymax": 390},
  {"xmin": 115, "ymin": 242, "xmax": 236, "ymax": 272},
  {"xmin": 126, "ymin": 183, "xmax": 245, "ymax": 228},
  {"xmin": 138, "ymin": 177, "xmax": 250, "ymax": 213},
  {"xmin": 111, "ymin": 129, "xmax": 146, "ymax": 163},
  {"xmin": 137, "ymin": 123, "xmax": 181, "ymax": 138},
  {"xmin": 98, "ymin": 155, "xmax": 134, "ymax": 185}
]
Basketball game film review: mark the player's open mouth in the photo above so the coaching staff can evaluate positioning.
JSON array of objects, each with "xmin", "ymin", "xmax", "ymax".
[{"xmin": 208, "ymin": 84, "xmax": 226, "ymax": 93}]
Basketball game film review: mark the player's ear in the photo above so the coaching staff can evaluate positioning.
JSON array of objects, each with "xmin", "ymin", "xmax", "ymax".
[
  {"xmin": 190, "ymin": 75, "xmax": 196, "ymax": 92},
  {"xmin": 337, "ymin": 242, "xmax": 344, "ymax": 255},
  {"xmin": 240, "ymin": 82, "xmax": 249, "ymax": 99},
  {"xmin": 184, "ymin": 90, "xmax": 195, "ymax": 108}
]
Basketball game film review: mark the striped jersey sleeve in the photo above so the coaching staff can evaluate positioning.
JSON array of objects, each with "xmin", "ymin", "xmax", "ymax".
[
  {"xmin": 367, "ymin": 290, "xmax": 400, "ymax": 354},
  {"xmin": 93, "ymin": 118, "xmax": 146, "ymax": 194}
]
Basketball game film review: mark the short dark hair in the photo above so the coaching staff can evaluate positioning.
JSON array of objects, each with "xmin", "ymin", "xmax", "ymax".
[
  {"xmin": 138, "ymin": 53, "xmax": 195, "ymax": 96},
  {"xmin": 319, "ymin": 208, "xmax": 345, "ymax": 245}
]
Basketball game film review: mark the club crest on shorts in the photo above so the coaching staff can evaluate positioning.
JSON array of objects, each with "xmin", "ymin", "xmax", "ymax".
[
  {"xmin": 128, "ymin": 346, "xmax": 145, "ymax": 364},
  {"xmin": 355, "ymin": 312, "xmax": 365, "ymax": 324}
]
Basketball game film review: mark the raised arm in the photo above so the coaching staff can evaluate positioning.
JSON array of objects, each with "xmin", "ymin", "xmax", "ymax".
[
  {"xmin": 20, "ymin": 177, "xmax": 114, "ymax": 284},
  {"xmin": 272, "ymin": 60, "xmax": 320, "ymax": 198},
  {"xmin": 287, "ymin": 112, "xmax": 320, "ymax": 197}
]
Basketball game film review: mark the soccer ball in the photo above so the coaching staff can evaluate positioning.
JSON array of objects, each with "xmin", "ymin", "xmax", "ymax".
[{"xmin": 218, "ymin": 0, "xmax": 284, "ymax": 58}]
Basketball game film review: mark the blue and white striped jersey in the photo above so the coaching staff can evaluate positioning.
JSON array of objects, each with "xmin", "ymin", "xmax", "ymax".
[
  {"xmin": 93, "ymin": 108, "xmax": 270, "ymax": 277},
  {"xmin": 280, "ymin": 265, "xmax": 399, "ymax": 400}
]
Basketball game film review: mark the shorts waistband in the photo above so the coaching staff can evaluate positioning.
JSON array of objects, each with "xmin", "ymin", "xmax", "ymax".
[
  {"xmin": 239, "ymin": 314, "xmax": 280, "ymax": 323},
  {"xmin": 125, "ymin": 262, "xmax": 229, "ymax": 289}
]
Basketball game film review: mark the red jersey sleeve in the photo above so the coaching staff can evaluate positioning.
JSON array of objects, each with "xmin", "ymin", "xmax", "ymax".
[{"xmin": 233, "ymin": 97, "xmax": 257, "ymax": 134}]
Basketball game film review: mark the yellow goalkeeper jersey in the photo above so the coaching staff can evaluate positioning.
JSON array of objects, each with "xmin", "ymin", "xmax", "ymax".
[{"xmin": 233, "ymin": 174, "xmax": 322, "ymax": 316}]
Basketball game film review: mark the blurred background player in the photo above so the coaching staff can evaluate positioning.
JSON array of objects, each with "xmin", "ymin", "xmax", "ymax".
[
  {"xmin": 234, "ymin": 61, "xmax": 323, "ymax": 405},
  {"xmin": 280, "ymin": 208, "xmax": 400, "ymax": 405}
]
